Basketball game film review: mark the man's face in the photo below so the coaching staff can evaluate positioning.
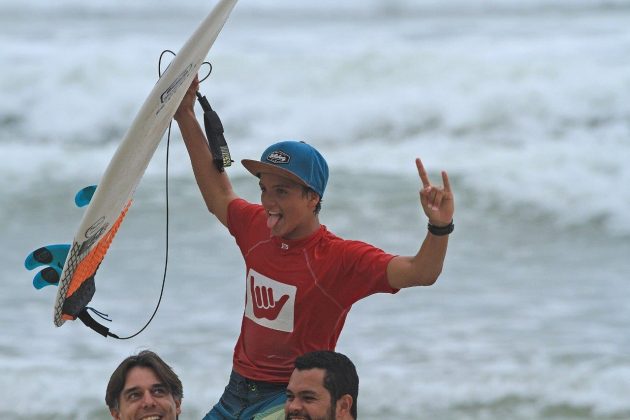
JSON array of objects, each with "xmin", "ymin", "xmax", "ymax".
[
  {"xmin": 285, "ymin": 368, "xmax": 336, "ymax": 420},
  {"xmin": 110, "ymin": 366, "xmax": 181, "ymax": 420}
]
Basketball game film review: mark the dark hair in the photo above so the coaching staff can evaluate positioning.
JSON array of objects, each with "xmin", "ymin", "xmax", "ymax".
[
  {"xmin": 294, "ymin": 351, "xmax": 359, "ymax": 419},
  {"xmin": 105, "ymin": 350, "xmax": 183, "ymax": 411},
  {"xmin": 302, "ymin": 186, "xmax": 322, "ymax": 214}
]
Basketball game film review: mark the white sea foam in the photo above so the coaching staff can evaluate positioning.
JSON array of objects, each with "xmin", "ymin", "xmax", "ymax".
[{"xmin": 3, "ymin": 4, "xmax": 628, "ymax": 234}]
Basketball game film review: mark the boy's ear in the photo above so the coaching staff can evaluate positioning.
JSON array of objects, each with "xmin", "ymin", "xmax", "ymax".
[{"xmin": 308, "ymin": 190, "xmax": 320, "ymax": 207}]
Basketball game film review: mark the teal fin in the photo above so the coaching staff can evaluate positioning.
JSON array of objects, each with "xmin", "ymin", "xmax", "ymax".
[
  {"xmin": 33, "ymin": 266, "xmax": 61, "ymax": 289},
  {"xmin": 25, "ymin": 185, "xmax": 94, "ymax": 290},
  {"xmin": 25, "ymin": 244, "xmax": 70, "ymax": 290},
  {"xmin": 75, "ymin": 185, "xmax": 97, "ymax": 207},
  {"xmin": 24, "ymin": 244, "xmax": 70, "ymax": 271}
]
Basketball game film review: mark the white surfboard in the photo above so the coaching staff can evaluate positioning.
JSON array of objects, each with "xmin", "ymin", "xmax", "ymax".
[{"xmin": 54, "ymin": 0, "xmax": 239, "ymax": 327}]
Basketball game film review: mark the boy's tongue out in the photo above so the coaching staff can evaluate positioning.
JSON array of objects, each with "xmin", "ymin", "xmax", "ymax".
[{"xmin": 267, "ymin": 213, "xmax": 281, "ymax": 229}]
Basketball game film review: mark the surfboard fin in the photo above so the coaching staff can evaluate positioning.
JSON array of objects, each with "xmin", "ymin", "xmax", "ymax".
[
  {"xmin": 25, "ymin": 185, "xmax": 96, "ymax": 290},
  {"xmin": 25, "ymin": 244, "xmax": 71, "ymax": 289},
  {"xmin": 75, "ymin": 185, "xmax": 97, "ymax": 207},
  {"xmin": 32, "ymin": 267, "xmax": 61, "ymax": 289},
  {"xmin": 25, "ymin": 244, "xmax": 70, "ymax": 271}
]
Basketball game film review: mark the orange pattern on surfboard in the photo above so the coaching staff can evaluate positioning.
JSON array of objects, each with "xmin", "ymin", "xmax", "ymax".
[{"xmin": 61, "ymin": 201, "xmax": 131, "ymax": 320}]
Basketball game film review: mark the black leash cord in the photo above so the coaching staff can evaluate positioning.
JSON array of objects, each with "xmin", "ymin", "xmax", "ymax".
[
  {"xmin": 106, "ymin": 51, "xmax": 181, "ymax": 339},
  {"xmin": 79, "ymin": 120, "xmax": 172, "ymax": 340},
  {"xmin": 79, "ymin": 50, "xmax": 191, "ymax": 339}
]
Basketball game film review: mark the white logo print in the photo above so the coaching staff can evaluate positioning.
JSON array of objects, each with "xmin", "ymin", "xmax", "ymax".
[
  {"xmin": 245, "ymin": 269, "xmax": 296, "ymax": 332},
  {"xmin": 266, "ymin": 150, "xmax": 290, "ymax": 164}
]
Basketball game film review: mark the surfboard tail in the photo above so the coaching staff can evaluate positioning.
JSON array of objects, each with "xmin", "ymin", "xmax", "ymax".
[{"xmin": 54, "ymin": 202, "xmax": 131, "ymax": 327}]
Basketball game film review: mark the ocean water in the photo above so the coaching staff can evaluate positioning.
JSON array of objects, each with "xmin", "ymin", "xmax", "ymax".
[{"xmin": 1, "ymin": 0, "xmax": 630, "ymax": 419}]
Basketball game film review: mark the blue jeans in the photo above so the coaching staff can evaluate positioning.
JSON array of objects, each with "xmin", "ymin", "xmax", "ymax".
[{"xmin": 203, "ymin": 370, "xmax": 287, "ymax": 420}]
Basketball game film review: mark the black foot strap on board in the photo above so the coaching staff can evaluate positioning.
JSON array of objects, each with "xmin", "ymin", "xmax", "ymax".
[{"xmin": 77, "ymin": 308, "xmax": 119, "ymax": 339}]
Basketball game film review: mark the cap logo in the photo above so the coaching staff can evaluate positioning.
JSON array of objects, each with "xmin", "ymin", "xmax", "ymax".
[{"xmin": 266, "ymin": 150, "xmax": 290, "ymax": 164}]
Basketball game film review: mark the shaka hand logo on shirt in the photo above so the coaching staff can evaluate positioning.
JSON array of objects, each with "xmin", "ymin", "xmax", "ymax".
[
  {"xmin": 245, "ymin": 268, "xmax": 296, "ymax": 332},
  {"xmin": 250, "ymin": 275, "xmax": 289, "ymax": 320}
]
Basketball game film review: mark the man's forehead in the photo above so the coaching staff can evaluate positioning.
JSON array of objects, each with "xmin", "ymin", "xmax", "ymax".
[
  {"xmin": 288, "ymin": 367, "xmax": 327, "ymax": 391},
  {"xmin": 123, "ymin": 366, "xmax": 162, "ymax": 390}
]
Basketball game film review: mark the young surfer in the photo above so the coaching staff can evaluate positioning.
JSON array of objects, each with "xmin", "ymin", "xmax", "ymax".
[{"xmin": 174, "ymin": 77, "xmax": 455, "ymax": 419}]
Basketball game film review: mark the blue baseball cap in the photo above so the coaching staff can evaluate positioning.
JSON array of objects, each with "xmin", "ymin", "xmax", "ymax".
[{"xmin": 242, "ymin": 140, "xmax": 329, "ymax": 198}]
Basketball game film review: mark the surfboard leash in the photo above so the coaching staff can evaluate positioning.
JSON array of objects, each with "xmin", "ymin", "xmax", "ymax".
[
  {"xmin": 71, "ymin": 51, "xmax": 204, "ymax": 339},
  {"xmin": 80, "ymin": 52, "xmax": 190, "ymax": 339},
  {"xmin": 74, "ymin": 119, "xmax": 174, "ymax": 340},
  {"xmin": 160, "ymin": 49, "xmax": 232, "ymax": 171},
  {"xmin": 96, "ymin": 52, "xmax": 232, "ymax": 339},
  {"xmin": 41, "ymin": 52, "xmax": 232, "ymax": 340},
  {"xmin": 196, "ymin": 91, "xmax": 234, "ymax": 172}
]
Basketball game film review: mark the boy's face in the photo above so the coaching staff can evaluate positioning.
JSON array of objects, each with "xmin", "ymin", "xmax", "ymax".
[
  {"xmin": 259, "ymin": 173, "xmax": 320, "ymax": 240},
  {"xmin": 110, "ymin": 366, "xmax": 181, "ymax": 420}
]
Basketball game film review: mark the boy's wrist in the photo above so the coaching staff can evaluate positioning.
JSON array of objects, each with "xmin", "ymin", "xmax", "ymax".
[{"xmin": 427, "ymin": 220, "xmax": 454, "ymax": 236}]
